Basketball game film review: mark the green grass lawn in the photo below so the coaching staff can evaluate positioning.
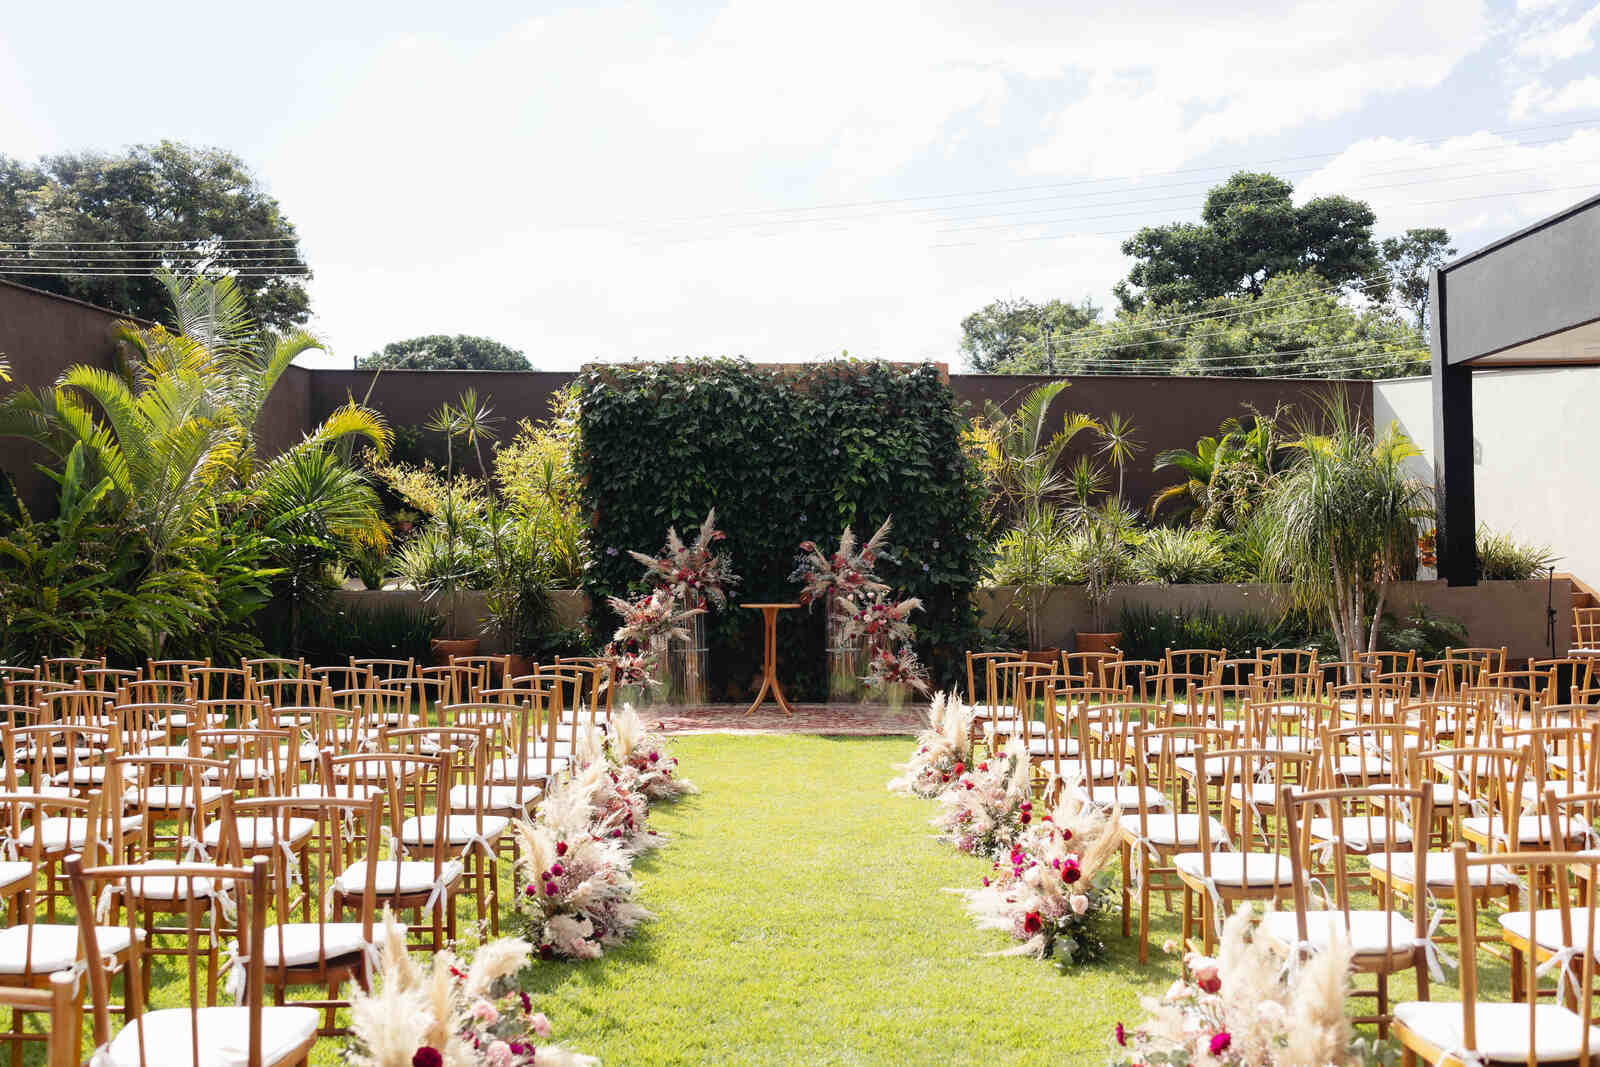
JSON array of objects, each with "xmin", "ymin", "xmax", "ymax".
[{"xmin": 516, "ymin": 733, "xmax": 1168, "ymax": 1064}]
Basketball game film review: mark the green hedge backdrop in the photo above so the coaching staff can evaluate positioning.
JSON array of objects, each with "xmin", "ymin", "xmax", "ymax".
[{"xmin": 576, "ymin": 359, "xmax": 986, "ymax": 700}]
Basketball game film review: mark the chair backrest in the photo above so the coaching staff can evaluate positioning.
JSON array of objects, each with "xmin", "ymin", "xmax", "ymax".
[
  {"xmin": 1059, "ymin": 651, "xmax": 1121, "ymax": 690},
  {"xmin": 223, "ymin": 792, "xmax": 382, "ymax": 978},
  {"xmin": 250, "ymin": 676, "xmax": 326, "ymax": 709},
  {"xmin": 241, "ymin": 656, "xmax": 307, "ymax": 684},
  {"xmin": 351, "ymin": 657, "xmax": 416, "ymax": 684},
  {"xmin": 451, "ymin": 654, "xmax": 511, "ymax": 697},
  {"xmin": 193, "ymin": 727, "xmax": 292, "ymax": 797},
  {"xmin": 80, "ymin": 667, "xmax": 139, "ymax": 693},
  {"xmin": 1445, "ymin": 646, "xmax": 1508, "ymax": 677},
  {"xmin": 1282, "ymin": 783, "xmax": 1429, "ymax": 951},
  {"xmin": 0, "ymin": 972, "xmax": 77, "ymax": 1067},
  {"xmin": 41, "ymin": 656, "xmax": 104, "ymax": 683},
  {"xmin": 1165, "ymin": 648, "xmax": 1223, "ymax": 680},
  {"xmin": 1575, "ymin": 609, "xmax": 1600, "ymax": 652},
  {"xmin": 67, "ymin": 854, "xmax": 282, "ymax": 1067},
  {"xmin": 1360, "ymin": 649, "xmax": 1416, "ymax": 675},
  {"xmin": 185, "ymin": 666, "xmax": 251, "ymax": 702},
  {"xmin": 1102, "ymin": 658, "xmax": 1162, "ymax": 701},
  {"xmin": 119, "ymin": 678, "xmax": 195, "ymax": 706},
  {"xmin": 113, "ymin": 754, "xmax": 233, "ymax": 863},
  {"xmin": 144, "ymin": 657, "xmax": 206, "ymax": 681},
  {"xmin": 1257, "ymin": 647, "xmax": 1317, "ymax": 677},
  {"xmin": 1450, "ymin": 845, "xmax": 1599, "ymax": 1063}
]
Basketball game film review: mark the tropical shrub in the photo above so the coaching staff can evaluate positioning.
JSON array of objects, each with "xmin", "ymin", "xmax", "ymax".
[
  {"xmin": 1116, "ymin": 604, "xmax": 1316, "ymax": 662},
  {"xmin": 293, "ymin": 601, "xmax": 443, "ymax": 664},
  {"xmin": 1134, "ymin": 526, "xmax": 1229, "ymax": 584},
  {"xmin": 1476, "ymin": 524, "xmax": 1558, "ymax": 580},
  {"xmin": 577, "ymin": 360, "xmax": 986, "ymax": 696}
]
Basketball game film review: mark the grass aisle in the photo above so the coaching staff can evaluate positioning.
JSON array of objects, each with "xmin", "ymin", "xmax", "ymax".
[{"xmin": 520, "ymin": 733, "xmax": 1169, "ymax": 1064}]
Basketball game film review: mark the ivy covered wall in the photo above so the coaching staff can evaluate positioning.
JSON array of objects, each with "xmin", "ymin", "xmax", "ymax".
[{"xmin": 575, "ymin": 359, "xmax": 987, "ymax": 699}]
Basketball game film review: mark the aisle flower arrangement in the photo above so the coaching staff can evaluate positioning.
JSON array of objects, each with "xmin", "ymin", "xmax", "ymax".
[
  {"xmin": 863, "ymin": 644, "xmax": 931, "ymax": 699},
  {"xmin": 931, "ymin": 738, "xmax": 1031, "ymax": 857},
  {"xmin": 601, "ymin": 643, "xmax": 659, "ymax": 698},
  {"xmin": 955, "ymin": 791, "xmax": 1121, "ymax": 967},
  {"xmin": 1109, "ymin": 906, "xmax": 1385, "ymax": 1067},
  {"xmin": 606, "ymin": 703, "xmax": 698, "ymax": 801},
  {"xmin": 569, "ymin": 748, "xmax": 661, "ymax": 858},
  {"xmin": 629, "ymin": 508, "xmax": 740, "ymax": 610},
  {"xmin": 608, "ymin": 588, "xmax": 700, "ymax": 646},
  {"xmin": 888, "ymin": 692, "xmax": 976, "ymax": 798},
  {"xmin": 512, "ymin": 773, "xmax": 653, "ymax": 960},
  {"xmin": 345, "ymin": 911, "xmax": 595, "ymax": 1066},
  {"xmin": 839, "ymin": 593, "xmax": 922, "ymax": 647}
]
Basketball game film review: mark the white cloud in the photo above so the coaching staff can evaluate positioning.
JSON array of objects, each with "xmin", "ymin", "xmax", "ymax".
[
  {"xmin": 1512, "ymin": 1, "xmax": 1600, "ymax": 64},
  {"xmin": 1508, "ymin": 75, "xmax": 1600, "ymax": 118},
  {"xmin": 1297, "ymin": 129, "xmax": 1600, "ymax": 242},
  {"xmin": 1022, "ymin": 0, "xmax": 1491, "ymax": 177}
]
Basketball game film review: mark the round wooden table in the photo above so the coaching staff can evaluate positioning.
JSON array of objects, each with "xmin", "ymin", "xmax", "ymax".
[{"xmin": 742, "ymin": 603, "xmax": 800, "ymax": 716}]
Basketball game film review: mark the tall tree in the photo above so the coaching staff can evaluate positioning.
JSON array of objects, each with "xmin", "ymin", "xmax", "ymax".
[
  {"xmin": 358, "ymin": 334, "xmax": 531, "ymax": 371},
  {"xmin": 1381, "ymin": 227, "xmax": 1455, "ymax": 331},
  {"xmin": 959, "ymin": 297, "xmax": 1100, "ymax": 372},
  {"xmin": 0, "ymin": 142, "xmax": 310, "ymax": 330},
  {"xmin": 1115, "ymin": 171, "xmax": 1381, "ymax": 311}
]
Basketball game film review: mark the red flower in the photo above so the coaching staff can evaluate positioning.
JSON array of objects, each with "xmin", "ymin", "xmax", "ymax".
[
  {"xmin": 1208, "ymin": 1032, "xmax": 1231, "ymax": 1055},
  {"xmin": 1061, "ymin": 861, "xmax": 1081, "ymax": 884},
  {"xmin": 953, "ymin": 762, "xmax": 965, "ymax": 775},
  {"xmin": 413, "ymin": 1049, "xmax": 444, "ymax": 1067},
  {"xmin": 1115, "ymin": 1022, "xmax": 1126, "ymax": 1046},
  {"xmin": 1023, "ymin": 911, "xmax": 1043, "ymax": 934}
]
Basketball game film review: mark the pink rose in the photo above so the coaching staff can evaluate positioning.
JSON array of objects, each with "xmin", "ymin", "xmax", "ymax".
[
  {"xmin": 1070, "ymin": 894, "xmax": 1089, "ymax": 915},
  {"xmin": 486, "ymin": 1040, "xmax": 512, "ymax": 1066},
  {"xmin": 531, "ymin": 1012, "xmax": 552, "ymax": 1038},
  {"xmin": 470, "ymin": 1000, "xmax": 500, "ymax": 1025}
]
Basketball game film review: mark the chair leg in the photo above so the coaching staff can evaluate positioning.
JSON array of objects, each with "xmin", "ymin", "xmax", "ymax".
[{"xmin": 1119, "ymin": 843, "xmax": 1132, "ymax": 939}]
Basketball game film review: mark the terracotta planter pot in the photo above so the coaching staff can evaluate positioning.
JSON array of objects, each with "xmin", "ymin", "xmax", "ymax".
[
  {"xmin": 430, "ymin": 637, "xmax": 480, "ymax": 665},
  {"xmin": 1024, "ymin": 648, "xmax": 1059, "ymax": 665},
  {"xmin": 506, "ymin": 653, "xmax": 535, "ymax": 679},
  {"xmin": 1075, "ymin": 632, "xmax": 1123, "ymax": 654}
]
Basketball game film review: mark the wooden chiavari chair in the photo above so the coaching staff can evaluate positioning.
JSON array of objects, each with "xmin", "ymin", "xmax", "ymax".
[
  {"xmin": 443, "ymin": 703, "xmax": 543, "ymax": 818},
  {"xmin": 4, "ymin": 680, "xmax": 67, "ymax": 711},
  {"xmin": 1272, "ymin": 783, "xmax": 1435, "ymax": 1033},
  {"xmin": 144, "ymin": 658, "xmax": 206, "ymax": 682},
  {"xmin": 1392, "ymin": 846, "xmax": 1600, "ymax": 1066},
  {"xmin": 1173, "ymin": 745, "xmax": 1298, "ymax": 953},
  {"xmin": 350, "ymin": 658, "xmax": 415, "ymax": 686},
  {"xmin": 451, "ymin": 654, "xmax": 510, "ymax": 698},
  {"xmin": 0, "ymin": 973, "xmax": 77, "ymax": 1067},
  {"xmin": 1258, "ymin": 647, "xmax": 1317, "ymax": 678},
  {"xmin": 0, "ymin": 668, "xmax": 36, "ymax": 706},
  {"xmin": 1447, "ymin": 646, "xmax": 1509, "ymax": 678},
  {"xmin": 1103, "ymin": 658, "xmax": 1162, "ymax": 702},
  {"xmin": 80, "ymin": 668, "xmax": 139, "ymax": 695},
  {"xmin": 222, "ymin": 793, "xmax": 384, "ymax": 1036},
  {"xmin": 327, "ymin": 750, "xmax": 461, "ymax": 952},
  {"xmin": 242, "ymin": 657, "xmax": 307, "ymax": 688},
  {"xmin": 67, "ymin": 853, "xmax": 321, "ymax": 1067},
  {"xmin": 185, "ymin": 666, "xmax": 251, "ymax": 703},
  {"xmin": 1120, "ymin": 724, "xmax": 1236, "ymax": 963},
  {"xmin": 1059, "ymin": 651, "xmax": 1120, "ymax": 690},
  {"xmin": 40, "ymin": 657, "xmax": 103, "ymax": 684},
  {"xmin": 418, "ymin": 664, "xmax": 475, "ymax": 707},
  {"xmin": 250, "ymin": 678, "xmax": 327, "ymax": 716},
  {"xmin": 309, "ymin": 665, "xmax": 371, "ymax": 696}
]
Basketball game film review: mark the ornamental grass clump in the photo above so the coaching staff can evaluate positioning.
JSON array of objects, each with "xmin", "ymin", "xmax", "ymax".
[
  {"xmin": 888, "ymin": 692, "xmax": 976, "ymax": 798},
  {"xmin": 345, "ymin": 910, "xmax": 595, "ymax": 1067},
  {"xmin": 1110, "ymin": 905, "xmax": 1379, "ymax": 1067}
]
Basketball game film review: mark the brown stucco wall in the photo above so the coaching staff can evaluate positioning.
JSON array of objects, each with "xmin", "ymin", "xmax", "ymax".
[{"xmin": 0, "ymin": 280, "xmax": 1385, "ymax": 520}]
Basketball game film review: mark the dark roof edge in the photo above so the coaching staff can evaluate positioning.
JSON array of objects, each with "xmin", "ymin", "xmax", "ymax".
[{"xmin": 1441, "ymin": 191, "xmax": 1600, "ymax": 273}]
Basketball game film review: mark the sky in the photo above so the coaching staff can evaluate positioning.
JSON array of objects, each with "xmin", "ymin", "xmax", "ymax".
[{"xmin": 3, "ymin": 0, "xmax": 1599, "ymax": 371}]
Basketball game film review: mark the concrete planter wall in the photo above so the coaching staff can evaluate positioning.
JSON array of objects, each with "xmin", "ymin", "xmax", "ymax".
[
  {"xmin": 330, "ymin": 588, "xmax": 592, "ymax": 654},
  {"xmin": 976, "ymin": 579, "xmax": 1568, "ymax": 660}
]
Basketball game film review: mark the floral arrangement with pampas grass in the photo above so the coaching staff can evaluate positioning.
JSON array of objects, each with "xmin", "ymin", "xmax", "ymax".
[
  {"xmin": 607, "ymin": 588, "xmax": 700, "ymax": 647},
  {"xmin": 888, "ymin": 692, "xmax": 976, "ymax": 798},
  {"xmin": 512, "ymin": 773, "xmax": 653, "ymax": 960},
  {"xmin": 789, "ymin": 517, "xmax": 893, "ymax": 608},
  {"xmin": 604, "ymin": 703, "xmax": 697, "ymax": 801},
  {"xmin": 1109, "ymin": 906, "xmax": 1390, "ymax": 1067},
  {"xmin": 931, "ymin": 738, "xmax": 1032, "ymax": 857},
  {"xmin": 571, "ymin": 726, "xmax": 661, "ymax": 857},
  {"xmin": 345, "ymin": 910, "xmax": 596, "ymax": 1067},
  {"xmin": 956, "ymin": 787, "xmax": 1122, "ymax": 967},
  {"xmin": 628, "ymin": 508, "xmax": 739, "ymax": 610}
]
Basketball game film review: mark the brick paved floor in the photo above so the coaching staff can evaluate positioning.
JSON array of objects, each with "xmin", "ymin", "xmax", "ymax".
[{"xmin": 639, "ymin": 701, "xmax": 922, "ymax": 735}]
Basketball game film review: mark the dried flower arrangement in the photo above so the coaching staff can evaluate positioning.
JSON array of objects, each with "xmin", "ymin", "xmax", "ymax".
[
  {"xmin": 344, "ymin": 910, "xmax": 595, "ymax": 1067},
  {"xmin": 888, "ymin": 692, "xmax": 977, "ymax": 798},
  {"xmin": 629, "ymin": 508, "xmax": 740, "ymax": 610}
]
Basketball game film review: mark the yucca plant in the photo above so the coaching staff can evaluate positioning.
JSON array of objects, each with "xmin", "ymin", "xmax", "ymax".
[
  {"xmin": 1475, "ymin": 524, "xmax": 1558, "ymax": 580},
  {"xmin": 1260, "ymin": 396, "xmax": 1432, "ymax": 665},
  {"xmin": 1135, "ymin": 526, "xmax": 1229, "ymax": 585}
]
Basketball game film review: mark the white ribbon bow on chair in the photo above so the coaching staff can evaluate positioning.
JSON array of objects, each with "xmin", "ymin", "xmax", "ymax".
[{"xmin": 1415, "ymin": 907, "xmax": 1457, "ymax": 984}]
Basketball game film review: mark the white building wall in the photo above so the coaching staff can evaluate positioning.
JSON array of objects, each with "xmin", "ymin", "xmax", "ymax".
[{"xmin": 1374, "ymin": 368, "xmax": 1600, "ymax": 584}]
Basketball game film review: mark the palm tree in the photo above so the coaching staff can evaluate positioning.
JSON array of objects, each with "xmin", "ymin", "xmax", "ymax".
[
  {"xmin": 1260, "ymin": 396, "xmax": 1432, "ymax": 665},
  {"xmin": 1150, "ymin": 408, "xmax": 1284, "ymax": 528},
  {"xmin": 1096, "ymin": 411, "xmax": 1142, "ymax": 502},
  {"xmin": 977, "ymin": 380, "xmax": 1101, "ymax": 525}
]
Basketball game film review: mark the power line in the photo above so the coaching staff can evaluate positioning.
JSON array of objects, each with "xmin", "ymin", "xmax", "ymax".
[{"xmin": 558, "ymin": 114, "xmax": 1600, "ymax": 230}]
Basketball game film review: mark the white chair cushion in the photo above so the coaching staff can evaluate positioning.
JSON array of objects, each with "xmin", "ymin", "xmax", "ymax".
[
  {"xmin": 0, "ymin": 862, "xmax": 33, "ymax": 891},
  {"xmin": 119, "ymin": 860, "xmax": 221, "ymax": 901},
  {"xmin": 1260, "ymin": 909, "xmax": 1416, "ymax": 955},
  {"xmin": 398, "ymin": 814, "xmax": 510, "ymax": 846},
  {"xmin": 260, "ymin": 922, "xmax": 396, "ymax": 968},
  {"xmin": 141, "ymin": 744, "xmax": 210, "ymax": 759},
  {"xmin": 200, "ymin": 818, "xmax": 315, "ymax": 849},
  {"xmin": 0, "ymin": 924, "xmax": 136, "ymax": 974},
  {"xmin": 447, "ymin": 784, "xmax": 540, "ymax": 811},
  {"xmin": 1369, "ymin": 850, "xmax": 1517, "ymax": 887},
  {"xmin": 487, "ymin": 756, "xmax": 567, "ymax": 781},
  {"xmin": 1393, "ymin": 1001, "xmax": 1600, "ymax": 1063},
  {"xmin": 1081, "ymin": 785, "xmax": 1166, "ymax": 811},
  {"xmin": 1499, "ymin": 908, "xmax": 1600, "ymax": 953},
  {"xmin": 290, "ymin": 782, "xmax": 383, "ymax": 802},
  {"xmin": 139, "ymin": 786, "xmax": 226, "ymax": 808},
  {"xmin": 1228, "ymin": 781, "xmax": 1301, "ymax": 807},
  {"xmin": 1141, "ymin": 735, "xmax": 1197, "ymax": 755},
  {"xmin": 1329, "ymin": 753, "xmax": 1393, "ymax": 777},
  {"xmin": 1174, "ymin": 756, "xmax": 1226, "ymax": 779},
  {"xmin": 203, "ymin": 759, "xmax": 276, "ymax": 781},
  {"xmin": 1120, "ymin": 812, "xmax": 1225, "ymax": 847},
  {"xmin": 1306, "ymin": 817, "xmax": 1414, "ymax": 851},
  {"xmin": 1173, "ymin": 851, "xmax": 1291, "ymax": 887},
  {"xmin": 103, "ymin": 1005, "xmax": 320, "ymax": 1067},
  {"xmin": 1462, "ymin": 814, "xmax": 1584, "ymax": 845},
  {"xmin": 51, "ymin": 765, "xmax": 133, "ymax": 786},
  {"xmin": 17, "ymin": 817, "xmax": 93, "ymax": 851},
  {"xmin": 335, "ymin": 860, "xmax": 462, "ymax": 896}
]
